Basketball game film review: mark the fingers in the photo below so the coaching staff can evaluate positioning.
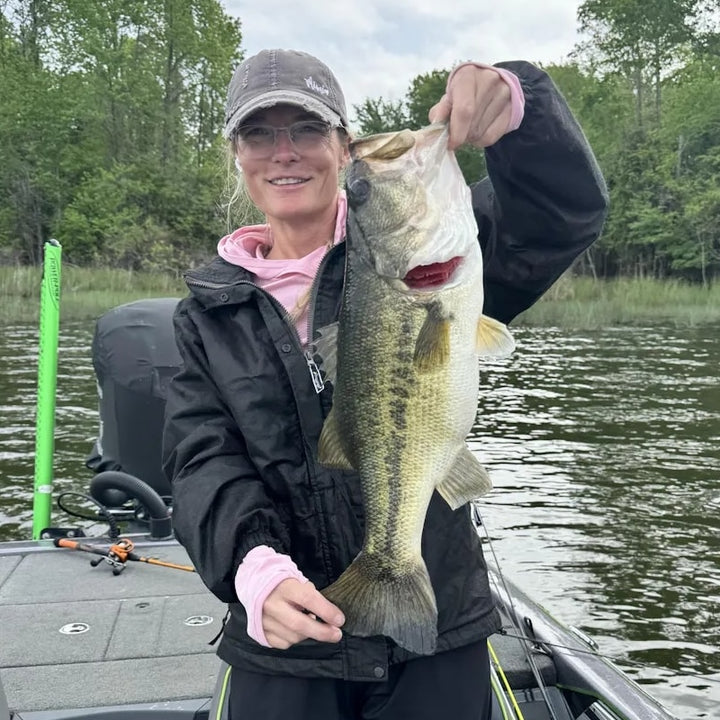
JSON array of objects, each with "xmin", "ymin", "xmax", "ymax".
[
  {"xmin": 262, "ymin": 579, "xmax": 345, "ymax": 650},
  {"xmin": 264, "ymin": 612, "xmax": 342, "ymax": 649},
  {"xmin": 431, "ymin": 65, "xmax": 513, "ymax": 150},
  {"xmin": 475, "ymin": 101, "xmax": 513, "ymax": 147},
  {"xmin": 290, "ymin": 582, "xmax": 345, "ymax": 628},
  {"xmin": 428, "ymin": 93, "xmax": 452, "ymax": 125}
]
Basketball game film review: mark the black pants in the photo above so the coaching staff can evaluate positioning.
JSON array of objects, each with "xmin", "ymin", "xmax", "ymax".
[{"xmin": 228, "ymin": 639, "xmax": 492, "ymax": 720}]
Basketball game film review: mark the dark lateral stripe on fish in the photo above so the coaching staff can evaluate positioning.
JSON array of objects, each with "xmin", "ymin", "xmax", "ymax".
[{"xmin": 384, "ymin": 315, "xmax": 416, "ymax": 557}]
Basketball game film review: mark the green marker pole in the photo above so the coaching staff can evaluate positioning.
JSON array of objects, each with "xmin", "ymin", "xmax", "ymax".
[{"xmin": 32, "ymin": 239, "xmax": 62, "ymax": 539}]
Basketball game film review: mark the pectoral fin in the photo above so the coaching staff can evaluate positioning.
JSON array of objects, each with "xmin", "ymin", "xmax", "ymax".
[
  {"xmin": 476, "ymin": 315, "xmax": 515, "ymax": 357},
  {"xmin": 317, "ymin": 407, "xmax": 355, "ymax": 470},
  {"xmin": 436, "ymin": 447, "xmax": 492, "ymax": 509},
  {"xmin": 313, "ymin": 322, "xmax": 339, "ymax": 384},
  {"xmin": 414, "ymin": 303, "xmax": 451, "ymax": 372}
]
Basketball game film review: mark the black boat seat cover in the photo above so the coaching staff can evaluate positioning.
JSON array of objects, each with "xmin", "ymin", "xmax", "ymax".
[{"xmin": 86, "ymin": 298, "xmax": 182, "ymax": 498}]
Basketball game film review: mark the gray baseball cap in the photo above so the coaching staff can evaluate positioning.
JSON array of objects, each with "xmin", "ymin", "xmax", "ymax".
[{"xmin": 224, "ymin": 49, "xmax": 349, "ymax": 140}]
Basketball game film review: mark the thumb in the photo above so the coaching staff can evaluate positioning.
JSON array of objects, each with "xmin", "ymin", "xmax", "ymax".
[{"xmin": 428, "ymin": 93, "xmax": 451, "ymax": 124}]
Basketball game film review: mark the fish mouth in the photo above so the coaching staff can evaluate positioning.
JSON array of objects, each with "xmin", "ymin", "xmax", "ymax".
[{"xmin": 402, "ymin": 256, "xmax": 463, "ymax": 289}]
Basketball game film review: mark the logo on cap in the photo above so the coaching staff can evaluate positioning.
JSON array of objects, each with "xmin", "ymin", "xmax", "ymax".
[{"xmin": 305, "ymin": 76, "xmax": 330, "ymax": 96}]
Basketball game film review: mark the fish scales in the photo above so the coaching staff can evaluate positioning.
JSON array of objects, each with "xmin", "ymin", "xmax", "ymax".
[
  {"xmin": 340, "ymin": 268, "xmax": 440, "ymax": 567},
  {"xmin": 343, "ymin": 270, "xmax": 469, "ymax": 548}
]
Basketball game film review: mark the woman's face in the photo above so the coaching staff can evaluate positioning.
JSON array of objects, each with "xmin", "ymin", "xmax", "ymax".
[{"xmin": 235, "ymin": 104, "xmax": 349, "ymax": 227}]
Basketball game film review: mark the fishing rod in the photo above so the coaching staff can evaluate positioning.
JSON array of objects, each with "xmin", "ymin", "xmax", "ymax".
[
  {"xmin": 54, "ymin": 537, "xmax": 196, "ymax": 575},
  {"xmin": 32, "ymin": 239, "xmax": 62, "ymax": 539},
  {"xmin": 488, "ymin": 640, "xmax": 524, "ymax": 720}
]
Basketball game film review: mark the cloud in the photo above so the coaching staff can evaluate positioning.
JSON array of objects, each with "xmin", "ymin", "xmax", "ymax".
[{"xmin": 222, "ymin": 0, "xmax": 583, "ymax": 124}]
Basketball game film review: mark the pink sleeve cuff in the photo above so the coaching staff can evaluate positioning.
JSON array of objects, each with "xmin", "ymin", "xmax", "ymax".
[
  {"xmin": 447, "ymin": 62, "xmax": 525, "ymax": 133},
  {"xmin": 234, "ymin": 545, "xmax": 308, "ymax": 647}
]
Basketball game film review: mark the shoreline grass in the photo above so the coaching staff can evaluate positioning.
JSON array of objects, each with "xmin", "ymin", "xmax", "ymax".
[
  {"xmin": 517, "ymin": 275, "xmax": 720, "ymax": 328},
  {"xmin": 1, "ymin": 265, "xmax": 719, "ymax": 327},
  {"xmin": 1, "ymin": 265, "xmax": 187, "ymax": 324}
]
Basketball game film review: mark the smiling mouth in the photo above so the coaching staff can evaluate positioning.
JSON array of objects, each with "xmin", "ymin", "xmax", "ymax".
[
  {"xmin": 403, "ymin": 257, "xmax": 463, "ymax": 289},
  {"xmin": 269, "ymin": 177, "xmax": 309, "ymax": 186}
]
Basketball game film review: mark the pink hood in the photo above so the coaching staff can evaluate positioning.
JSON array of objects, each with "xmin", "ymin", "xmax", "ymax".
[{"xmin": 217, "ymin": 191, "xmax": 347, "ymax": 344}]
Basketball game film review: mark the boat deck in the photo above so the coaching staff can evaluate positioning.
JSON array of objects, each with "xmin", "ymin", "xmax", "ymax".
[
  {"xmin": 1, "ymin": 536, "xmax": 559, "ymax": 716},
  {"xmin": 0, "ymin": 538, "xmax": 225, "ymax": 713}
]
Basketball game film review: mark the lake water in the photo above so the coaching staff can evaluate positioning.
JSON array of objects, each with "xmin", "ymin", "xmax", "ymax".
[{"xmin": 1, "ymin": 319, "xmax": 718, "ymax": 718}]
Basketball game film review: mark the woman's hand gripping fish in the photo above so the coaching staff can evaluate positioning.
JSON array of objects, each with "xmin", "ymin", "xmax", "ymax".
[{"xmin": 314, "ymin": 124, "xmax": 515, "ymax": 655}]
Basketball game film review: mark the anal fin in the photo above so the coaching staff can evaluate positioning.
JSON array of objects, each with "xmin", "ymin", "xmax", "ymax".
[{"xmin": 436, "ymin": 447, "xmax": 492, "ymax": 509}]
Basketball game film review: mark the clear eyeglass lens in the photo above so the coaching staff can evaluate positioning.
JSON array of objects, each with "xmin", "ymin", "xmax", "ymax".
[{"xmin": 237, "ymin": 121, "xmax": 332, "ymax": 155}]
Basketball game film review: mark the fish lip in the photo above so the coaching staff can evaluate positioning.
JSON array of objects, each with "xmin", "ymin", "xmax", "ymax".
[{"xmin": 401, "ymin": 256, "xmax": 464, "ymax": 291}]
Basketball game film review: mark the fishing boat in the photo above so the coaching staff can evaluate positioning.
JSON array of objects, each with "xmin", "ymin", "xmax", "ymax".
[{"xmin": 1, "ymin": 245, "xmax": 679, "ymax": 720}]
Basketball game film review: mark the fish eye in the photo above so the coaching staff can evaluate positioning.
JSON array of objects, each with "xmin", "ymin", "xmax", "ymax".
[{"xmin": 347, "ymin": 177, "xmax": 371, "ymax": 208}]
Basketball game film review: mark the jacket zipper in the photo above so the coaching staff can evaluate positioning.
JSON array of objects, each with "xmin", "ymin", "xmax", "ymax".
[
  {"xmin": 303, "ymin": 245, "xmax": 343, "ymax": 393},
  {"xmin": 305, "ymin": 246, "xmax": 339, "ymax": 345},
  {"xmin": 185, "ymin": 275, "xmax": 328, "ymax": 394}
]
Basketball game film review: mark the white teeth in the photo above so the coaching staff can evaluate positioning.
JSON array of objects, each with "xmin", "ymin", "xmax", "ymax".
[{"xmin": 270, "ymin": 178, "xmax": 306, "ymax": 185}]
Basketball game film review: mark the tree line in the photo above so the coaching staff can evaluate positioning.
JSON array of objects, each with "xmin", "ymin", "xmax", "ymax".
[
  {"xmin": 1, "ymin": 0, "xmax": 719, "ymax": 282},
  {"xmin": 0, "ymin": 0, "xmax": 242, "ymax": 271}
]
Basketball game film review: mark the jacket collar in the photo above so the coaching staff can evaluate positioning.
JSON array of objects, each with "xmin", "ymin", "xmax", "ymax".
[
  {"xmin": 184, "ymin": 256, "xmax": 251, "ymax": 286},
  {"xmin": 183, "ymin": 256, "xmax": 257, "ymax": 309}
]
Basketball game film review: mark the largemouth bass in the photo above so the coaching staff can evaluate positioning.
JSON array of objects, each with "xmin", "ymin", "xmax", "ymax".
[{"xmin": 315, "ymin": 124, "xmax": 514, "ymax": 655}]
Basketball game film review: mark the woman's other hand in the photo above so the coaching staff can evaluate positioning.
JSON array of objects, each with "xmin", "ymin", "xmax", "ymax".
[
  {"xmin": 262, "ymin": 578, "xmax": 346, "ymax": 649},
  {"xmin": 429, "ymin": 65, "xmax": 514, "ymax": 150}
]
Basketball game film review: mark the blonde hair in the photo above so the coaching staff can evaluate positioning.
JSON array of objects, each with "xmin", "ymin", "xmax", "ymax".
[{"xmin": 223, "ymin": 142, "xmax": 264, "ymax": 230}]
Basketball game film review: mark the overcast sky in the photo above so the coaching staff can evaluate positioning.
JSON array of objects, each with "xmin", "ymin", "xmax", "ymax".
[{"xmin": 222, "ymin": 1, "xmax": 586, "ymax": 124}]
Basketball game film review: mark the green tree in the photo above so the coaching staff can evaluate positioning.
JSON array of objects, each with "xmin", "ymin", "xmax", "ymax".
[
  {"xmin": 659, "ymin": 57, "xmax": 720, "ymax": 280},
  {"xmin": 0, "ymin": 5, "xmax": 81, "ymax": 263},
  {"xmin": 577, "ymin": 0, "xmax": 699, "ymax": 125},
  {"xmin": 0, "ymin": 0, "xmax": 242, "ymax": 268},
  {"xmin": 353, "ymin": 98, "xmax": 408, "ymax": 135}
]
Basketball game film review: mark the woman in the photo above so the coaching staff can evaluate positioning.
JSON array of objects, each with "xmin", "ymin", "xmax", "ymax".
[{"xmin": 163, "ymin": 48, "xmax": 608, "ymax": 720}]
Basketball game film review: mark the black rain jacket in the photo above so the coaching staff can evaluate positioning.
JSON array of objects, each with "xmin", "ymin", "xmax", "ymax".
[{"xmin": 162, "ymin": 61, "xmax": 609, "ymax": 682}]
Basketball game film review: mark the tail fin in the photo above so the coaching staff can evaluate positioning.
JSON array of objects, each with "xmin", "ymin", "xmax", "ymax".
[{"xmin": 322, "ymin": 552, "xmax": 438, "ymax": 655}]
